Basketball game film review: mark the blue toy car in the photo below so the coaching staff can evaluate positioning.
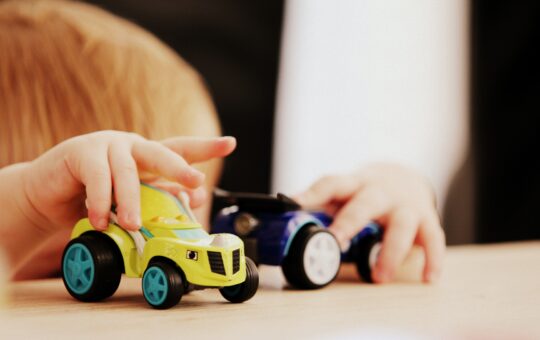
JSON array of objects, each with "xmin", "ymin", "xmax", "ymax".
[{"xmin": 212, "ymin": 190, "xmax": 383, "ymax": 289}]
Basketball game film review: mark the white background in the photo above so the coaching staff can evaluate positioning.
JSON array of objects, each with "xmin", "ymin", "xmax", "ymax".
[{"xmin": 272, "ymin": 0, "xmax": 469, "ymax": 208}]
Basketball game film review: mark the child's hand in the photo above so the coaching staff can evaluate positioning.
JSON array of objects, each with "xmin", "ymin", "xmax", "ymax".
[
  {"xmin": 294, "ymin": 163, "xmax": 445, "ymax": 284},
  {"xmin": 21, "ymin": 131, "xmax": 236, "ymax": 233}
]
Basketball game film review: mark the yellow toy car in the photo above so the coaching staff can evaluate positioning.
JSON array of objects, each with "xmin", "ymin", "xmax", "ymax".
[{"xmin": 61, "ymin": 183, "xmax": 258, "ymax": 309}]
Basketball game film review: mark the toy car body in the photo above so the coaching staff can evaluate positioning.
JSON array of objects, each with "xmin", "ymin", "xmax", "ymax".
[
  {"xmin": 212, "ymin": 191, "xmax": 383, "ymax": 289},
  {"xmin": 62, "ymin": 184, "xmax": 258, "ymax": 309}
]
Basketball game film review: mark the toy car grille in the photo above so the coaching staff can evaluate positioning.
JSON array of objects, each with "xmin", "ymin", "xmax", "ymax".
[
  {"xmin": 232, "ymin": 249, "xmax": 240, "ymax": 274},
  {"xmin": 207, "ymin": 251, "xmax": 226, "ymax": 275}
]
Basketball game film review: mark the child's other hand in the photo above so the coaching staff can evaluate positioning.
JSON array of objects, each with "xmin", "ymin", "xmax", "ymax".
[
  {"xmin": 294, "ymin": 163, "xmax": 445, "ymax": 284},
  {"xmin": 22, "ymin": 131, "xmax": 236, "ymax": 233}
]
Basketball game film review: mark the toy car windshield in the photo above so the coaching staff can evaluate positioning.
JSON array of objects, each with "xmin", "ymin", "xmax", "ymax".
[
  {"xmin": 214, "ymin": 189, "xmax": 301, "ymax": 213},
  {"xmin": 173, "ymin": 228, "xmax": 210, "ymax": 240}
]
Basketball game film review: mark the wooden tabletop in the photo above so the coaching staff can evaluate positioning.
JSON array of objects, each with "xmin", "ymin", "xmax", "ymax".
[{"xmin": 1, "ymin": 242, "xmax": 539, "ymax": 339}]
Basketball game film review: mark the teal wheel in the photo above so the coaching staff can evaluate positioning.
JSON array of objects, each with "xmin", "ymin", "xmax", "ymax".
[
  {"xmin": 63, "ymin": 243, "xmax": 94, "ymax": 295},
  {"xmin": 61, "ymin": 233, "xmax": 123, "ymax": 302},
  {"xmin": 142, "ymin": 261, "xmax": 184, "ymax": 309}
]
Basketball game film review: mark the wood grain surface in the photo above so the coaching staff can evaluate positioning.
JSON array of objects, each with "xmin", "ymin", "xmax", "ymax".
[{"xmin": 1, "ymin": 242, "xmax": 539, "ymax": 339}]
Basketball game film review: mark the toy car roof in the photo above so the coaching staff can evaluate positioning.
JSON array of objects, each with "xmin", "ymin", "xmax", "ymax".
[
  {"xmin": 214, "ymin": 189, "xmax": 301, "ymax": 213},
  {"xmin": 140, "ymin": 183, "xmax": 193, "ymax": 222}
]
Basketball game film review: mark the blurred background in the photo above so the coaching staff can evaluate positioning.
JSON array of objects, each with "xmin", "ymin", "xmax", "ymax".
[{"xmin": 84, "ymin": 0, "xmax": 540, "ymax": 245}]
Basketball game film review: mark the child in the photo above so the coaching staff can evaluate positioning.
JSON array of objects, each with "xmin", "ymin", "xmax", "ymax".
[
  {"xmin": 0, "ymin": 0, "xmax": 235, "ymax": 279},
  {"xmin": 0, "ymin": 0, "xmax": 444, "ymax": 284}
]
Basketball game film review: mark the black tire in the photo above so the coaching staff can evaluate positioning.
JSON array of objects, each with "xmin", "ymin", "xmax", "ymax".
[
  {"xmin": 142, "ymin": 260, "xmax": 184, "ymax": 309},
  {"xmin": 350, "ymin": 232, "xmax": 382, "ymax": 283},
  {"xmin": 61, "ymin": 233, "xmax": 123, "ymax": 302},
  {"xmin": 281, "ymin": 225, "xmax": 341, "ymax": 289},
  {"xmin": 220, "ymin": 257, "xmax": 258, "ymax": 303}
]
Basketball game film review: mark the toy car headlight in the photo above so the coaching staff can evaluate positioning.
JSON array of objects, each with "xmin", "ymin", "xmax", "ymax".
[
  {"xmin": 186, "ymin": 250, "xmax": 198, "ymax": 260},
  {"xmin": 234, "ymin": 213, "xmax": 259, "ymax": 236}
]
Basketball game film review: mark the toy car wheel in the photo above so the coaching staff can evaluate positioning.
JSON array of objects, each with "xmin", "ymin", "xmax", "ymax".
[
  {"xmin": 220, "ymin": 257, "xmax": 258, "ymax": 303},
  {"xmin": 62, "ymin": 233, "xmax": 123, "ymax": 302},
  {"xmin": 352, "ymin": 233, "xmax": 382, "ymax": 283},
  {"xmin": 142, "ymin": 261, "xmax": 184, "ymax": 309},
  {"xmin": 281, "ymin": 225, "xmax": 341, "ymax": 289}
]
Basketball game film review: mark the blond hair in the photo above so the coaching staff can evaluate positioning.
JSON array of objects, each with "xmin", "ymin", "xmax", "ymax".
[{"xmin": 0, "ymin": 0, "xmax": 220, "ymax": 167}]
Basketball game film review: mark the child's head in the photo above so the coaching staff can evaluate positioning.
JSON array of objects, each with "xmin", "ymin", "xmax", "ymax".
[{"xmin": 0, "ymin": 0, "xmax": 220, "ymax": 167}]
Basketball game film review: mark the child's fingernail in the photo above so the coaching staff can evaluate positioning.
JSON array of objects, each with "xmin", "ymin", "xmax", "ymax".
[
  {"xmin": 192, "ymin": 168, "xmax": 205, "ymax": 179},
  {"xmin": 98, "ymin": 218, "xmax": 109, "ymax": 230},
  {"xmin": 127, "ymin": 212, "xmax": 141, "ymax": 228},
  {"xmin": 373, "ymin": 268, "xmax": 389, "ymax": 283},
  {"xmin": 190, "ymin": 188, "xmax": 207, "ymax": 207},
  {"xmin": 186, "ymin": 168, "xmax": 205, "ymax": 184},
  {"xmin": 90, "ymin": 216, "xmax": 107, "ymax": 230},
  {"xmin": 89, "ymin": 212, "xmax": 105, "ymax": 230},
  {"xmin": 426, "ymin": 271, "xmax": 440, "ymax": 284},
  {"xmin": 328, "ymin": 229, "xmax": 350, "ymax": 252},
  {"xmin": 338, "ymin": 238, "xmax": 351, "ymax": 253}
]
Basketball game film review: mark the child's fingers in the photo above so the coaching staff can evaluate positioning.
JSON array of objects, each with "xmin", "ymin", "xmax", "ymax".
[
  {"xmin": 109, "ymin": 143, "xmax": 141, "ymax": 231},
  {"xmin": 328, "ymin": 187, "xmax": 390, "ymax": 247},
  {"xmin": 132, "ymin": 141, "xmax": 205, "ymax": 189},
  {"xmin": 147, "ymin": 180, "xmax": 207, "ymax": 209},
  {"xmin": 293, "ymin": 174, "xmax": 360, "ymax": 209},
  {"xmin": 161, "ymin": 136, "xmax": 237, "ymax": 164},
  {"xmin": 418, "ymin": 214, "xmax": 445, "ymax": 283},
  {"xmin": 78, "ymin": 147, "xmax": 112, "ymax": 231},
  {"xmin": 145, "ymin": 179, "xmax": 182, "ymax": 196},
  {"xmin": 372, "ymin": 208, "xmax": 419, "ymax": 283},
  {"xmin": 171, "ymin": 186, "xmax": 207, "ymax": 209},
  {"xmin": 138, "ymin": 172, "xmax": 161, "ymax": 183},
  {"xmin": 186, "ymin": 187, "xmax": 207, "ymax": 208}
]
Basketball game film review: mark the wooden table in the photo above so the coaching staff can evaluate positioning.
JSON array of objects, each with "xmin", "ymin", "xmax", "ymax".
[{"xmin": 1, "ymin": 242, "xmax": 539, "ymax": 339}]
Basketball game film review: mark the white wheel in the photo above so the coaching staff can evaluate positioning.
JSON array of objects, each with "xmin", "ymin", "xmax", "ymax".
[
  {"xmin": 282, "ymin": 225, "xmax": 341, "ymax": 289},
  {"xmin": 302, "ymin": 231, "xmax": 341, "ymax": 286}
]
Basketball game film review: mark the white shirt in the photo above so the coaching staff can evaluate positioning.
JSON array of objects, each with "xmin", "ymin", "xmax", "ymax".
[{"xmin": 272, "ymin": 0, "xmax": 469, "ymax": 208}]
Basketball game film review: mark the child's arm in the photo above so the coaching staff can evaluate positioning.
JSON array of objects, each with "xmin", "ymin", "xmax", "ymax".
[
  {"xmin": 294, "ymin": 163, "xmax": 445, "ymax": 284},
  {"xmin": 0, "ymin": 162, "xmax": 49, "ymax": 273},
  {"xmin": 0, "ymin": 131, "xmax": 235, "ymax": 276}
]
